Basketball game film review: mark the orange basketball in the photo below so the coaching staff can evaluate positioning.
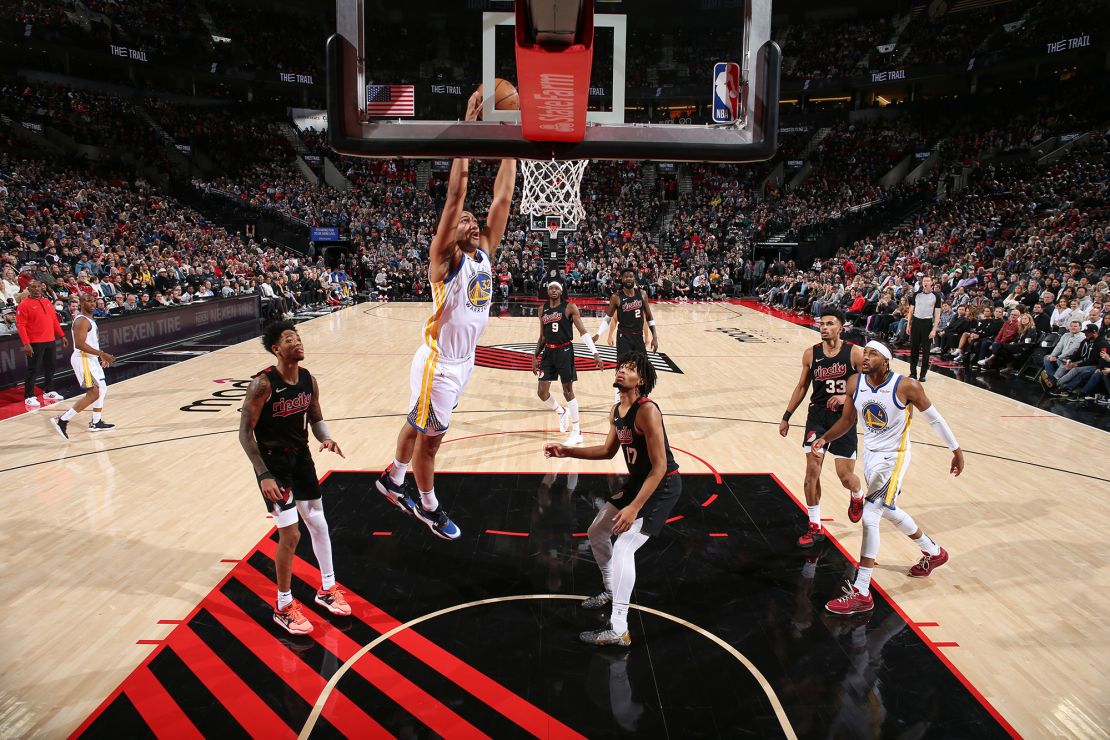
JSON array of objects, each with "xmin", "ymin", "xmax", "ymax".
[{"xmin": 478, "ymin": 78, "xmax": 519, "ymax": 111}]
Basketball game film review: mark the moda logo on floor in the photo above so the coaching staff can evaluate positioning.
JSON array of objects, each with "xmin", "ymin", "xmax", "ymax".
[{"xmin": 180, "ymin": 378, "xmax": 251, "ymax": 413}]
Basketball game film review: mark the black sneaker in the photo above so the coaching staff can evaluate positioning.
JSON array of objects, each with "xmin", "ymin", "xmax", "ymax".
[
  {"xmin": 50, "ymin": 417, "xmax": 69, "ymax": 440},
  {"xmin": 375, "ymin": 470, "xmax": 416, "ymax": 515},
  {"xmin": 88, "ymin": 420, "xmax": 115, "ymax": 432}
]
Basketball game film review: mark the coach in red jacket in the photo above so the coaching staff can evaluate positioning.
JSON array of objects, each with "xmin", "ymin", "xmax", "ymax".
[{"xmin": 16, "ymin": 280, "xmax": 68, "ymax": 406}]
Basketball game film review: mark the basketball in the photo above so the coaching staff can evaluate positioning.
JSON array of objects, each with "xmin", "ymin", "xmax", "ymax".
[{"xmin": 478, "ymin": 78, "xmax": 519, "ymax": 110}]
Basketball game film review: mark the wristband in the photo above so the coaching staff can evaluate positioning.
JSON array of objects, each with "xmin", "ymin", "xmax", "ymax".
[
  {"xmin": 256, "ymin": 471, "xmax": 275, "ymax": 483},
  {"xmin": 782, "ymin": 410, "xmax": 792, "ymax": 421},
  {"xmin": 582, "ymin": 333, "xmax": 598, "ymax": 356},
  {"xmin": 311, "ymin": 420, "xmax": 331, "ymax": 441},
  {"xmin": 647, "ymin": 320, "xmax": 656, "ymax": 327}
]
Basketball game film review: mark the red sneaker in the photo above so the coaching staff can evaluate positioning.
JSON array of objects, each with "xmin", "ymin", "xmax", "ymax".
[
  {"xmin": 273, "ymin": 600, "xmax": 313, "ymax": 635},
  {"xmin": 909, "ymin": 548, "xmax": 949, "ymax": 578},
  {"xmin": 847, "ymin": 496, "xmax": 864, "ymax": 523},
  {"xmin": 825, "ymin": 583, "xmax": 874, "ymax": 615},
  {"xmin": 796, "ymin": 521, "xmax": 826, "ymax": 549}
]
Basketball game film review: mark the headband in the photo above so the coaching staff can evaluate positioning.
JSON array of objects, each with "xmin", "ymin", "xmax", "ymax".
[{"xmin": 864, "ymin": 340, "xmax": 893, "ymax": 361}]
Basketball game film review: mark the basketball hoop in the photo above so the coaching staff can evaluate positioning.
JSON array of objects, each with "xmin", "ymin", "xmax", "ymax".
[{"xmin": 520, "ymin": 159, "xmax": 588, "ymax": 226}]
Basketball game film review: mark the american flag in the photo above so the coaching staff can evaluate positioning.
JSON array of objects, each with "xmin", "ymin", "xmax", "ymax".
[{"xmin": 365, "ymin": 85, "xmax": 415, "ymax": 117}]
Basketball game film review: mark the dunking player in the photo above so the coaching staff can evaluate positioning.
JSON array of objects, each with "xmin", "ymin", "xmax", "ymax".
[
  {"xmin": 240, "ymin": 320, "xmax": 350, "ymax": 635},
  {"xmin": 545, "ymin": 351, "xmax": 680, "ymax": 647},
  {"xmin": 779, "ymin": 309, "xmax": 864, "ymax": 547},
  {"xmin": 592, "ymin": 269, "xmax": 658, "ymax": 403},
  {"xmin": 813, "ymin": 340, "xmax": 964, "ymax": 615},
  {"xmin": 375, "ymin": 89, "xmax": 517, "ymax": 541},
  {"xmin": 50, "ymin": 293, "xmax": 115, "ymax": 439},
  {"xmin": 533, "ymin": 280, "xmax": 603, "ymax": 446}
]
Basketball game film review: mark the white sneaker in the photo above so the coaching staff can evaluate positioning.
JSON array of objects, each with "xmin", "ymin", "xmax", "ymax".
[
  {"xmin": 977, "ymin": 358, "xmax": 989, "ymax": 366},
  {"xmin": 43, "ymin": 391, "xmax": 64, "ymax": 402},
  {"xmin": 930, "ymin": 347, "xmax": 942, "ymax": 354},
  {"xmin": 557, "ymin": 408, "xmax": 569, "ymax": 433},
  {"xmin": 563, "ymin": 432, "xmax": 584, "ymax": 446},
  {"xmin": 24, "ymin": 397, "xmax": 41, "ymax": 408}
]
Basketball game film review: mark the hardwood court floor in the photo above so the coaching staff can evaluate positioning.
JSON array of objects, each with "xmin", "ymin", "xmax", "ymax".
[{"xmin": 0, "ymin": 301, "xmax": 1106, "ymax": 737}]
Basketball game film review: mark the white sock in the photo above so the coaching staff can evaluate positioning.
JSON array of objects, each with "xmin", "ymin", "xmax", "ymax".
[
  {"xmin": 567, "ymin": 398, "xmax": 580, "ymax": 424},
  {"xmin": 420, "ymin": 488, "xmax": 439, "ymax": 511},
  {"xmin": 389, "ymin": 458, "xmax": 408, "ymax": 485},
  {"xmin": 850, "ymin": 488, "xmax": 863, "ymax": 501},
  {"xmin": 853, "ymin": 566, "xmax": 874, "ymax": 596},
  {"xmin": 807, "ymin": 505, "xmax": 821, "ymax": 526},
  {"xmin": 542, "ymin": 395, "xmax": 562, "ymax": 413},
  {"xmin": 320, "ymin": 572, "xmax": 335, "ymax": 591},
  {"xmin": 912, "ymin": 533, "xmax": 941, "ymax": 556},
  {"xmin": 277, "ymin": 590, "xmax": 293, "ymax": 609},
  {"xmin": 61, "ymin": 408, "xmax": 77, "ymax": 421},
  {"xmin": 91, "ymin": 410, "xmax": 102, "ymax": 423}
]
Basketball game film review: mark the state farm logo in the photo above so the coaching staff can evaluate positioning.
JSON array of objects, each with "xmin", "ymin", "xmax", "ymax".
[
  {"xmin": 180, "ymin": 378, "xmax": 250, "ymax": 413},
  {"xmin": 475, "ymin": 344, "xmax": 682, "ymax": 374}
]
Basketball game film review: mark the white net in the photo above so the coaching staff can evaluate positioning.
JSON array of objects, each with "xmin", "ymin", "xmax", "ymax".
[{"xmin": 520, "ymin": 159, "xmax": 588, "ymax": 226}]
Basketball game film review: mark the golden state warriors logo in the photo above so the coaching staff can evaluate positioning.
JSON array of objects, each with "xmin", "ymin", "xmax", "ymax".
[
  {"xmin": 862, "ymin": 402, "xmax": 888, "ymax": 431},
  {"xmin": 467, "ymin": 272, "xmax": 492, "ymax": 311}
]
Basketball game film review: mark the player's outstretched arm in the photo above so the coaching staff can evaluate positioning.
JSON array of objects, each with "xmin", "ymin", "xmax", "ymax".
[
  {"xmin": 239, "ymin": 374, "xmax": 282, "ymax": 501},
  {"xmin": 428, "ymin": 157, "xmax": 469, "ymax": 280},
  {"xmin": 481, "ymin": 158, "xmax": 518, "ymax": 261},
  {"xmin": 780, "ymin": 346, "xmax": 813, "ymax": 437},
  {"xmin": 544, "ymin": 415, "xmax": 619, "ymax": 460},
  {"xmin": 307, "ymin": 375, "xmax": 344, "ymax": 458},
  {"xmin": 812, "ymin": 374, "xmax": 859, "ymax": 454},
  {"xmin": 901, "ymin": 378, "xmax": 964, "ymax": 476},
  {"xmin": 591, "ymin": 295, "xmax": 619, "ymax": 344},
  {"xmin": 569, "ymin": 303, "xmax": 602, "ymax": 367},
  {"xmin": 642, "ymin": 294, "xmax": 658, "ymax": 352}
]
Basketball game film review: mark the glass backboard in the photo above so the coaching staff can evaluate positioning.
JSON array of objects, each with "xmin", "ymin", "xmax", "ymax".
[{"xmin": 329, "ymin": 0, "xmax": 779, "ymax": 162}]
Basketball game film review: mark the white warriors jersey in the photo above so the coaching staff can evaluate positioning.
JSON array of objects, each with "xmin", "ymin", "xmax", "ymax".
[
  {"xmin": 72, "ymin": 314, "xmax": 100, "ymax": 355},
  {"xmin": 853, "ymin": 372, "xmax": 912, "ymax": 454},
  {"xmin": 422, "ymin": 249, "xmax": 493, "ymax": 361}
]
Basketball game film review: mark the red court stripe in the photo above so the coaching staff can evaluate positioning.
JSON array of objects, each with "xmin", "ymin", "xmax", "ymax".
[
  {"xmin": 913, "ymin": 622, "xmax": 940, "ymax": 627},
  {"xmin": 232, "ymin": 561, "xmax": 486, "ymax": 739},
  {"xmin": 821, "ymin": 518, "xmax": 835, "ymax": 522},
  {"xmin": 933, "ymin": 642, "xmax": 960, "ymax": 647},
  {"xmin": 123, "ymin": 666, "xmax": 203, "ymax": 740},
  {"xmin": 708, "ymin": 533, "xmax": 729, "ymax": 538},
  {"xmin": 701, "ymin": 493, "xmax": 718, "ymax": 507},
  {"xmin": 485, "ymin": 529, "xmax": 529, "ymax": 537},
  {"xmin": 767, "ymin": 472, "xmax": 1020, "ymax": 737},
  {"xmin": 156, "ymin": 619, "xmax": 184, "ymax": 625},
  {"xmin": 257, "ymin": 540, "xmax": 584, "ymax": 739},
  {"xmin": 203, "ymin": 590, "xmax": 389, "ymax": 738},
  {"xmin": 136, "ymin": 640, "xmax": 164, "ymax": 645},
  {"xmin": 571, "ymin": 532, "xmax": 588, "ymax": 537},
  {"xmin": 372, "ymin": 531, "xmax": 393, "ymax": 536},
  {"xmin": 665, "ymin": 515, "xmax": 684, "ymax": 523},
  {"xmin": 220, "ymin": 559, "xmax": 241, "ymax": 563},
  {"xmin": 169, "ymin": 627, "xmax": 294, "ymax": 739}
]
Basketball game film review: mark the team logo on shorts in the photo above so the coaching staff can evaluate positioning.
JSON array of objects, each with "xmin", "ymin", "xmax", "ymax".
[
  {"xmin": 467, "ymin": 272, "xmax": 492, "ymax": 310},
  {"xmin": 862, "ymin": 402, "xmax": 888, "ymax": 431}
]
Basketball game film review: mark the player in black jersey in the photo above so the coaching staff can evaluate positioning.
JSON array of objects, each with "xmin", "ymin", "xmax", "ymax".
[
  {"xmin": 545, "ymin": 351, "xmax": 680, "ymax": 647},
  {"xmin": 779, "ymin": 309, "xmax": 864, "ymax": 548},
  {"xmin": 239, "ymin": 321, "xmax": 349, "ymax": 635},
  {"xmin": 592, "ymin": 269, "xmax": 658, "ymax": 402},
  {"xmin": 532, "ymin": 281, "xmax": 603, "ymax": 446}
]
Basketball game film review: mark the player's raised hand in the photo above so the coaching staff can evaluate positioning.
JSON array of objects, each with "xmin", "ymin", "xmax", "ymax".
[
  {"xmin": 466, "ymin": 89, "xmax": 483, "ymax": 121},
  {"xmin": 544, "ymin": 443, "xmax": 567, "ymax": 458},
  {"xmin": 320, "ymin": 439, "xmax": 345, "ymax": 458}
]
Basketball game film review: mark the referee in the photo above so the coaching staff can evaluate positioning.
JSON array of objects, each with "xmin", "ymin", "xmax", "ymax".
[{"xmin": 908, "ymin": 275, "xmax": 940, "ymax": 381}]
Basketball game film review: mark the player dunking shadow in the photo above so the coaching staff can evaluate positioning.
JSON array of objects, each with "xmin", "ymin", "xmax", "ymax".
[
  {"xmin": 592, "ymin": 268, "xmax": 658, "ymax": 405},
  {"xmin": 239, "ymin": 320, "xmax": 350, "ymax": 635},
  {"xmin": 533, "ymin": 280, "xmax": 603, "ymax": 447},
  {"xmin": 375, "ymin": 89, "xmax": 517, "ymax": 540}
]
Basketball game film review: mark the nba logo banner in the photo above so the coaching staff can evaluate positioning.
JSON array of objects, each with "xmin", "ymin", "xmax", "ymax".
[{"xmin": 712, "ymin": 62, "xmax": 740, "ymax": 123}]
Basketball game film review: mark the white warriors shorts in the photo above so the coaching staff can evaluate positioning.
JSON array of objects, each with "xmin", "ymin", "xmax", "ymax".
[
  {"xmin": 406, "ymin": 343, "xmax": 474, "ymax": 436},
  {"xmin": 72, "ymin": 352, "xmax": 106, "ymax": 390},
  {"xmin": 862, "ymin": 446, "xmax": 912, "ymax": 509}
]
